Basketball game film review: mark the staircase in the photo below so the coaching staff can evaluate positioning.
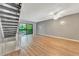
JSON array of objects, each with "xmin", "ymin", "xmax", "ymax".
[
  {"xmin": 0, "ymin": 3, "xmax": 21, "ymax": 38},
  {"xmin": 0, "ymin": 3, "xmax": 21, "ymax": 55}
]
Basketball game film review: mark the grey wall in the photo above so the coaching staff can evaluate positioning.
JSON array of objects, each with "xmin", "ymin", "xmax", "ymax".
[{"xmin": 36, "ymin": 13, "xmax": 79, "ymax": 40}]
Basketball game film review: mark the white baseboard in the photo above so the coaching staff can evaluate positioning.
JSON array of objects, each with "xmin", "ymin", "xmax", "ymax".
[
  {"xmin": 38, "ymin": 34, "xmax": 79, "ymax": 43},
  {"xmin": 4, "ymin": 48, "xmax": 20, "ymax": 56}
]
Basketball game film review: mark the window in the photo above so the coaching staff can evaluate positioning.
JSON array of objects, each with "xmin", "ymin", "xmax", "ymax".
[{"xmin": 19, "ymin": 24, "xmax": 33, "ymax": 35}]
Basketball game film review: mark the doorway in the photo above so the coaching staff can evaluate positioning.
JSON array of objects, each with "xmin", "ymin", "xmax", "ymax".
[{"xmin": 19, "ymin": 24, "xmax": 33, "ymax": 49}]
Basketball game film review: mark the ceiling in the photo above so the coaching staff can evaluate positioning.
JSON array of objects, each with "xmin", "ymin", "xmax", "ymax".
[{"xmin": 20, "ymin": 3, "xmax": 79, "ymax": 22}]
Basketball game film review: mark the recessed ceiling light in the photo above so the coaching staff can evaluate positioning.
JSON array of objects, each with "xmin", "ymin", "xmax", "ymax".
[
  {"xmin": 60, "ymin": 21, "xmax": 65, "ymax": 25},
  {"xmin": 49, "ymin": 12, "xmax": 54, "ymax": 15}
]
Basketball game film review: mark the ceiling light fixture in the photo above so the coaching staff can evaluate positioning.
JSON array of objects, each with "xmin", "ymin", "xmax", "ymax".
[
  {"xmin": 60, "ymin": 21, "xmax": 65, "ymax": 25},
  {"xmin": 48, "ymin": 10, "xmax": 65, "ymax": 20}
]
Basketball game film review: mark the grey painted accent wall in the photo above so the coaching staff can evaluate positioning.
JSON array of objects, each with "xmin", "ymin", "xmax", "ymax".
[{"xmin": 36, "ymin": 13, "xmax": 79, "ymax": 40}]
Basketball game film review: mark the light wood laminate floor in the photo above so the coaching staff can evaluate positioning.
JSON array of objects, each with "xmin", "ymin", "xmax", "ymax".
[{"xmin": 6, "ymin": 35, "xmax": 79, "ymax": 56}]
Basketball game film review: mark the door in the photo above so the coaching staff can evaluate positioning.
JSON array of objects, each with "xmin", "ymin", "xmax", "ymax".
[{"xmin": 19, "ymin": 24, "xmax": 33, "ymax": 49}]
